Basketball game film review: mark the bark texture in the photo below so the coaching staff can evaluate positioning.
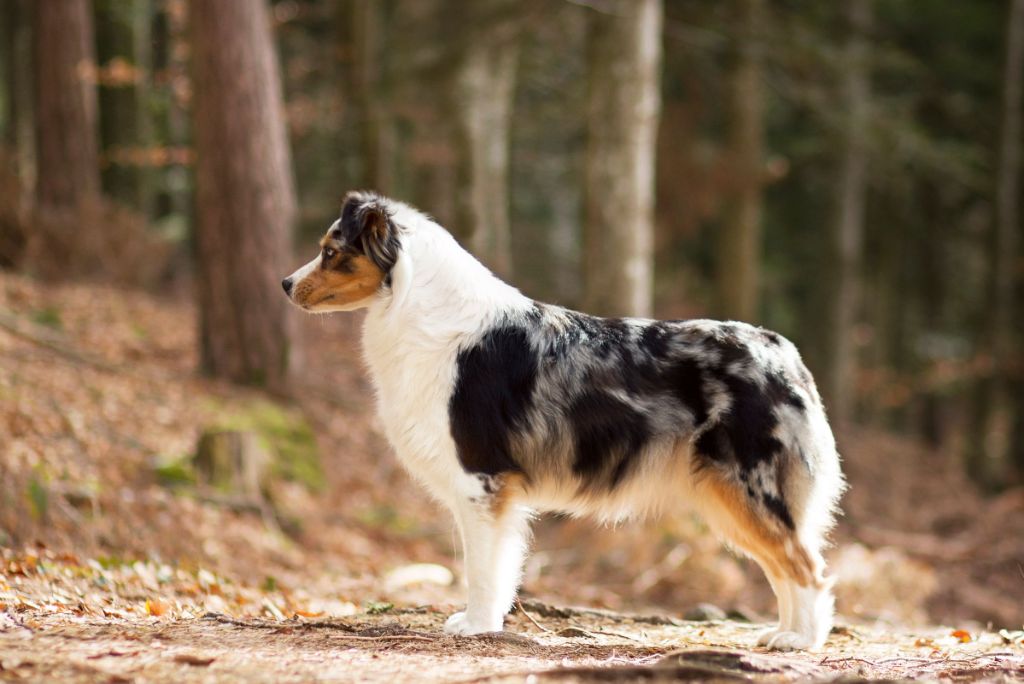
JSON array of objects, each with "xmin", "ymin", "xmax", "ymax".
[
  {"xmin": 582, "ymin": 0, "xmax": 662, "ymax": 318},
  {"xmin": 452, "ymin": 0, "xmax": 523, "ymax": 278},
  {"xmin": 351, "ymin": 0, "xmax": 394, "ymax": 194},
  {"xmin": 0, "ymin": 0, "xmax": 31, "ymax": 268},
  {"xmin": 822, "ymin": 0, "xmax": 871, "ymax": 427},
  {"xmin": 190, "ymin": 0, "xmax": 298, "ymax": 393},
  {"xmin": 716, "ymin": 0, "xmax": 765, "ymax": 323},
  {"xmin": 971, "ymin": 0, "xmax": 1024, "ymax": 486},
  {"xmin": 33, "ymin": 0, "xmax": 100, "ymax": 211}
]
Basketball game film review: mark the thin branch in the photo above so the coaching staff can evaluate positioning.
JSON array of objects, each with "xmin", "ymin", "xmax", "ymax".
[{"xmin": 515, "ymin": 598, "xmax": 554, "ymax": 634}]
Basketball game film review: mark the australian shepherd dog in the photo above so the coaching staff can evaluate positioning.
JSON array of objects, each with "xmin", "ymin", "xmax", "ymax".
[{"xmin": 282, "ymin": 191, "xmax": 845, "ymax": 650}]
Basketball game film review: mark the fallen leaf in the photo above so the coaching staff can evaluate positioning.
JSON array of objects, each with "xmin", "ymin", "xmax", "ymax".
[
  {"xmin": 173, "ymin": 653, "xmax": 215, "ymax": 666},
  {"xmin": 951, "ymin": 629, "xmax": 971, "ymax": 643},
  {"xmin": 293, "ymin": 609, "xmax": 324, "ymax": 618},
  {"xmin": 914, "ymin": 637, "xmax": 935, "ymax": 648},
  {"xmin": 145, "ymin": 598, "xmax": 169, "ymax": 617}
]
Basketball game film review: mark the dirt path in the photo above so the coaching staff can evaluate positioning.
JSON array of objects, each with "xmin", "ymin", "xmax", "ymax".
[{"xmin": 2, "ymin": 603, "xmax": 1022, "ymax": 683}]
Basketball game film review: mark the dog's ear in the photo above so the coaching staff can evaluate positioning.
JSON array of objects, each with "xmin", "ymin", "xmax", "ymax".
[{"xmin": 340, "ymin": 192, "xmax": 399, "ymax": 274}]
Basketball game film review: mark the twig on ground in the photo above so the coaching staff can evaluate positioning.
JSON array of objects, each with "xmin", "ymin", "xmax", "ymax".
[
  {"xmin": 819, "ymin": 656, "xmax": 880, "ymax": 667},
  {"xmin": 517, "ymin": 599, "xmax": 682, "ymax": 627},
  {"xmin": 595, "ymin": 629, "xmax": 642, "ymax": 642},
  {"xmin": 331, "ymin": 634, "xmax": 435, "ymax": 642},
  {"xmin": 516, "ymin": 598, "xmax": 554, "ymax": 633},
  {"xmin": 201, "ymin": 612, "xmax": 441, "ymax": 641}
]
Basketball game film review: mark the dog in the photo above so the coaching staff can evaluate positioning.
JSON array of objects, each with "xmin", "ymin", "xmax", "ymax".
[{"xmin": 282, "ymin": 191, "xmax": 845, "ymax": 650}]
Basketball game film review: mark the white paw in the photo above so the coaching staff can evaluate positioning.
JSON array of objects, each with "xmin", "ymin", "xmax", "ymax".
[
  {"xmin": 443, "ymin": 611, "xmax": 501, "ymax": 636},
  {"xmin": 755, "ymin": 625, "xmax": 784, "ymax": 646},
  {"xmin": 763, "ymin": 630, "xmax": 818, "ymax": 651}
]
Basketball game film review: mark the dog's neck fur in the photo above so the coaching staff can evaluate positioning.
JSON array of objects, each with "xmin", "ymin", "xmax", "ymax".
[
  {"xmin": 363, "ymin": 205, "xmax": 529, "ymax": 350},
  {"xmin": 359, "ymin": 207, "xmax": 530, "ymax": 478}
]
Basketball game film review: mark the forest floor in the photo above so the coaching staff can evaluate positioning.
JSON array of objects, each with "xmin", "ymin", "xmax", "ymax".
[
  {"xmin": 1, "ymin": 271, "xmax": 1024, "ymax": 682},
  {"xmin": 1, "ymin": 559, "xmax": 1022, "ymax": 684}
]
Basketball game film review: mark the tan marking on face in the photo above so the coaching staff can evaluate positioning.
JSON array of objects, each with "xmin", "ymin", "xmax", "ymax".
[{"xmin": 290, "ymin": 249, "xmax": 385, "ymax": 310}]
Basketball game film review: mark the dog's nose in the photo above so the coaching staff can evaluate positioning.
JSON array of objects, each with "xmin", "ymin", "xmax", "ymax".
[{"xmin": 281, "ymin": 278, "xmax": 293, "ymax": 295}]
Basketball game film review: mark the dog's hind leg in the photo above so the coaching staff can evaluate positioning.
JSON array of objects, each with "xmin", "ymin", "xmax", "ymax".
[
  {"xmin": 695, "ymin": 471, "xmax": 833, "ymax": 650},
  {"xmin": 444, "ymin": 473, "xmax": 532, "ymax": 635}
]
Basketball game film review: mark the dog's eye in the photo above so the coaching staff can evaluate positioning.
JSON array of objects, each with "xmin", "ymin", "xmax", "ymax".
[{"xmin": 323, "ymin": 247, "xmax": 336, "ymax": 259}]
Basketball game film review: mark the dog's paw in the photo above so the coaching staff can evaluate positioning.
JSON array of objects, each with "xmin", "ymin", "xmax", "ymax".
[
  {"xmin": 755, "ymin": 625, "xmax": 784, "ymax": 646},
  {"xmin": 443, "ymin": 611, "xmax": 501, "ymax": 636},
  {"xmin": 763, "ymin": 630, "xmax": 819, "ymax": 651}
]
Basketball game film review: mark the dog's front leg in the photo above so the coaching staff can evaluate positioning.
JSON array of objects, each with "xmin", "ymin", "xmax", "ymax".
[{"xmin": 444, "ymin": 499, "xmax": 531, "ymax": 636}]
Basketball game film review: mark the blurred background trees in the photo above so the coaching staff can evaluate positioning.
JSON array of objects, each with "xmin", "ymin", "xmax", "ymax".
[
  {"xmin": 0, "ymin": 0, "xmax": 1022, "ymax": 487},
  {"xmin": 189, "ymin": 0, "xmax": 298, "ymax": 394}
]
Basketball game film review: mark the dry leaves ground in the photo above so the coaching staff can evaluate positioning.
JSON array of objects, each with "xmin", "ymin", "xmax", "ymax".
[
  {"xmin": 1, "ymin": 272, "xmax": 1023, "ymax": 682},
  {"xmin": 0, "ymin": 552, "xmax": 1021, "ymax": 683}
]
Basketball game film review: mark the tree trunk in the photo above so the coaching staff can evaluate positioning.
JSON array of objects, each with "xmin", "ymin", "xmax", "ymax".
[
  {"xmin": 822, "ymin": 0, "xmax": 871, "ymax": 428},
  {"xmin": 350, "ymin": 0, "xmax": 395, "ymax": 194},
  {"xmin": 451, "ymin": 0, "xmax": 522, "ymax": 278},
  {"xmin": 190, "ymin": 0, "xmax": 298, "ymax": 393},
  {"xmin": 716, "ymin": 0, "xmax": 765, "ymax": 323},
  {"xmin": 33, "ymin": 0, "xmax": 100, "ymax": 211},
  {"xmin": 970, "ymin": 0, "xmax": 1024, "ymax": 487},
  {"xmin": 150, "ymin": 0, "xmax": 191, "ymax": 232},
  {"xmin": 95, "ymin": 0, "xmax": 152, "ymax": 213},
  {"xmin": 2, "ymin": 0, "xmax": 32, "ymax": 163},
  {"xmin": 0, "ymin": 0, "xmax": 32, "ymax": 268},
  {"xmin": 582, "ymin": 0, "xmax": 662, "ymax": 318}
]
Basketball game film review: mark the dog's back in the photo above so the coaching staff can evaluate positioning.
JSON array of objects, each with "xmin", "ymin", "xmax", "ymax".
[{"xmin": 449, "ymin": 306, "xmax": 841, "ymax": 532}]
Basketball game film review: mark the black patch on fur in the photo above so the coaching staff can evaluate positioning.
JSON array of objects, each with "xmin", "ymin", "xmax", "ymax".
[
  {"xmin": 762, "ymin": 493, "xmax": 795, "ymax": 529},
  {"xmin": 567, "ymin": 390, "xmax": 650, "ymax": 487},
  {"xmin": 694, "ymin": 422, "xmax": 732, "ymax": 465},
  {"xmin": 339, "ymin": 192, "xmax": 401, "ymax": 276},
  {"xmin": 449, "ymin": 325, "xmax": 537, "ymax": 476},
  {"xmin": 639, "ymin": 322, "xmax": 675, "ymax": 358},
  {"xmin": 663, "ymin": 357, "xmax": 710, "ymax": 426},
  {"xmin": 701, "ymin": 332, "xmax": 752, "ymax": 369},
  {"xmin": 689, "ymin": 328, "xmax": 809, "ymax": 475},
  {"xmin": 766, "ymin": 371, "xmax": 806, "ymax": 411},
  {"xmin": 709, "ymin": 373, "xmax": 786, "ymax": 472}
]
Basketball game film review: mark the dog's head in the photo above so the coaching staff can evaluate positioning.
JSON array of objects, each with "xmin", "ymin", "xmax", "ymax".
[{"xmin": 282, "ymin": 191, "xmax": 401, "ymax": 313}]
